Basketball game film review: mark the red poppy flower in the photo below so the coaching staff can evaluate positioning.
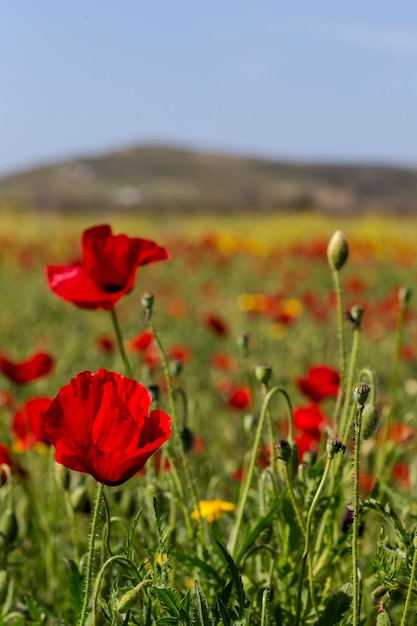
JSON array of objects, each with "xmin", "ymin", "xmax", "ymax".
[
  {"xmin": 95, "ymin": 335, "xmax": 115, "ymax": 353},
  {"xmin": 202, "ymin": 313, "xmax": 229, "ymax": 337},
  {"xmin": 128, "ymin": 330, "xmax": 154, "ymax": 352},
  {"xmin": 46, "ymin": 224, "xmax": 170, "ymax": 310},
  {"xmin": 296, "ymin": 365, "xmax": 340, "ymax": 403},
  {"xmin": 44, "ymin": 369, "xmax": 172, "ymax": 486},
  {"xmin": 227, "ymin": 386, "xmax": 252, "ymax": 410},
  {"xmin": 0, "ymin": 352, "xmax": 54, "ymax": 384},
  {"xmin": 12, "ymin": 398, "xmax": 52, "ymax": 450},
  {"xmin": 293, "ymin": 404, "xmax": 328, "ymax": 433}
]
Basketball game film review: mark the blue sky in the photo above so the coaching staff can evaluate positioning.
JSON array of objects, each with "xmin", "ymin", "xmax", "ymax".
[{"xmin": 1, "ymin": 1, "xmax": 417, "ymax": 175}]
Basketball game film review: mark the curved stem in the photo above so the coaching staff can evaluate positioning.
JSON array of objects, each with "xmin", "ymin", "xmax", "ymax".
[
  {"xmin": 110, "ymin": 307, "xmax": 133, "ymax": 378},
  {"xmin": 400, "ymin": 535, "xmax": 417, "ymax": 626},
  {"xmin": 229, "ymin": 386, "xmax": 294, "ymax": 558},
  {"xmin": 294, "ymin": 456, "xmax": 333, "ymax": 626},
  {"xmin": 91, "ymin": 554, "xmax": 142, "ymax": 625},
  {"xmin": 79, "ymin": 481, "xmax": 104, "ymax": 626}
]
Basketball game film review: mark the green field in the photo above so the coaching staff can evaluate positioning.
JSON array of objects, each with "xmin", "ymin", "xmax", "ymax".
[{"xmin": 0, "ymin": 211, "xmax": 416, "ymax": 625}]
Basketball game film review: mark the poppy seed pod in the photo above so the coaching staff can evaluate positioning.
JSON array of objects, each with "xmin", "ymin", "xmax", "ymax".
[
  {"xmin": 117, "ymin": 586, "xmax": 141, "ymax": 613},
  {"xmin": 353, "ymin": 383, "xmax": 371, "ymax": 407},
  {"xmin": 327, "ymin": 230, "xmax": 349, "ymax": 271},
  {"xmin": 141, "ymin": 291, "xmax": 155, "ymax": 312},
  {"xmin": 237, "ymin": 332, "xmax": 249, "ymax": 357},
  {"xmin": 326, "ymin": 438, "xmax": 346, "ymax": 459}
]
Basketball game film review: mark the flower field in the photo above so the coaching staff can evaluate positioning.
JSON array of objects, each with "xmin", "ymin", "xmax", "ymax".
[{"xmin": 0, "ymin": 212, "xmax": 417, "ymax": 625}]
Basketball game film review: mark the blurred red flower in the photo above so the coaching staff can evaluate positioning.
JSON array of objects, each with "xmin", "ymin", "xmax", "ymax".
[
  {"xmin": 293, "ymin": 404, "xmax": 328, "ymax": 432},
  {"xmin": 296, "ymin": 365, "xmax": 340, "ymax": 403},
  {"xmin": 44, "ymin": 369, "xmax": 172, "ymax": 486},
  {"xmin": 46, "ymin": 224, "xmax": 170, "ymax": 310},
  {"xmin": 0, "ymin": 352, "xmax": 54, "ymax": 384},
  {"xmin": 0, "ymin": 444, "xmax": 25, "ymax": 484},
  {"xmin": 95, "ymin": 335, "xmax": 115, "ymax": 353},
  {"xmin": 12, "ymin": 398, "xmax": 52, "ymax": 450},
  {"xmin": 227, "ymin": 386, "xmax": 252, "ymax": 410},
  {"xmin": 128, "ymin": 330, "xmax": 154, "ymax": 352},
  {"xmin": 211, "ymin": 352, "xmax": 237, "ymax": 371},
  {"xmin": 202, "ymin": 313, "xmax": 229, "ymax": 337}
]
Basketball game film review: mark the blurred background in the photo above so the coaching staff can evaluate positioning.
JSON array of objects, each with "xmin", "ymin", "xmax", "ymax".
[{"xmin": 1, "ymin": 1, "xmax": 417, "ymax": 219}]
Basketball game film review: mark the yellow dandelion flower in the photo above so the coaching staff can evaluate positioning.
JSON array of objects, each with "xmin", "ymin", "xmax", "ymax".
[{"xmin": 191, "ymin": 499, "xmax": 236, "ymax": 523}]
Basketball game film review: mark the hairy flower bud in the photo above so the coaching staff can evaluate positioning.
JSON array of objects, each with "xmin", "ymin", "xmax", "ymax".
[
  {"xmin": 399, "ymin": 286, "xmax": 412, "ymax": 307},
  {"xmin": 255, "ymin": 363, "xmax": 272, "ymax": 385},
  {"xmin": 361, "ymin": 405, "xmax": 380, "ymax": 440},
  {"xmin": 141, "ymin": 292, "xmax": 154, "ymax": 312},
  {"xmin": 117, "ymin": 586, "xmax": 141, "ymax": 613},
  {"xmin": 276, "ymin": 439, "xmax": 292, "ymax": 464},
  {"xmin": 349, "ymin": 304, "xmax": 364, "ymax": 328},
  {"xmin": 327, "ymin": 230, "xmax": 349, "ymax": 271},
  {"xmin": 237, "ymin": 332, "xmax": 249, "ymax": 357}
]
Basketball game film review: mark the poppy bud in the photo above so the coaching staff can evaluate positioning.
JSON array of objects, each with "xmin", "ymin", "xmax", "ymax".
[
  {"xmin": 141, "ymin": 292, "xmax": 154, "ymax": 312},
  {"xmin": 350, "ymin": 304, "xmax": 364, "ymax": 328},
  {"xmin": 0, "ymin": 570, "xmax": 9, "ymax": 606},
  {"xmin": 353, "ymin": 383, "xmax": 371, "ymax": 407},
  {"xmin": 361, "ymin": 405, "xmax": 380, "ymax": 440},
  {"xmin": 0, "ymin": 510, "xmax": 18, "ymax": 545},
  {"xmin": 148, "ymin": 384, "xmax": 160, "ymax": 403},
  {"xmin": 376, "ymin": 607, "xmax": 394, "ymax": 626},
  {"xmin": 70, "ymin": 484, "xmax": 90, "ymax": 513},
  {"xmin": 169, "ymin": 359, "xmax": 183, "ymax": 378},
  {"xmin": 326, "ymin": 438, "xmax": 346, "ymax": 459},
  {"xmin": 243, "ymin": 413, "xmax": 258, "ymax": 433},
  {"xmin": 56, "ymin": 463, "xmax": 71, "ymax": 491},
  {"xmin": 117, "ymin": 586, "xmax": 141, "ymax": 613},
  {"xmin": 276, "ymin": 439, "xmax": 292, "ymax": 464},
  {"xmin": 237, "ymin": 332, "xmax": 249, "ymax": 358},
  {"xmin": 399, "ymin": 286, "xmax": 412, "ymax": 306},
  {"xmin": 180, "ymin": 427, "xmax": 194, "ymax": 452},
  {"xmin": 255, "ymin": 363, "xmax": 272, "ymax": 385},
  {"xmin": 327, "ymin": 230, "xmax": 349, "ymax": 271}
]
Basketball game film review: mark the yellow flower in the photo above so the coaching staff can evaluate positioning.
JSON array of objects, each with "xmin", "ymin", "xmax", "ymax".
[{"xmin": 191, "ymin": 499, "xmax": 236, "ymax": 523}]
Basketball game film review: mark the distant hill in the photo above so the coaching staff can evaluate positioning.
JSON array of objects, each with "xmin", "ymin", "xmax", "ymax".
[{"xmin": 1, "ymin": 144, "xmax": 417, "ymax": 214}]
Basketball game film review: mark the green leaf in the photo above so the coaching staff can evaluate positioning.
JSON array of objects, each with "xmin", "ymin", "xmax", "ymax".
[
  {"xmin": 363, "ymin": 498, "xmax": 411, "ymax": 546},
  {"xmin": 170, "ymin": 551, "xmax": 224, "ymax": 585},
  {"xmin": 215, "ymin": 541, "xmax": 249, "ymax": 618},
  {"xmin": 154, "ymin": 585, "xmax": 183, "ymax": 618},
  {"xmin": 314, "ymin": 584, "xmax": 352, "ymax": 626},
  {"xmin": 191, "ymin": 580, "xmax": 215, "ymax": 626},
  {"xmin": 125, "ymin": 509, "xmax": 142, "ymax": 560},
  {"xmin": 235, "ymin": 496, "xmax": 284, "ymax": 566}
]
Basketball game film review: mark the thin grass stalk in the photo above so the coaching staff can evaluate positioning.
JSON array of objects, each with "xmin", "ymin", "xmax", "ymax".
[
  {"xmin": 400, "ymin": 533, "xmax": 417, "ymax": 626},
  {"xmin": 229, "ymin": 386, "xmax": 294, "ymax": 558},
  {"xmin": 294, "ymin": 453, "xmax": 334, "ymax": 626},
  {"xmin": 352, "ymin": 404, "xmax": 365, "ymax": 626},
  {"xmin": 78, "ymin": 481, "xmax": 104, "ymax": 626},
  {"xmin": 110, "ymin": 307, "xmax": 134, "ymax": 378}
]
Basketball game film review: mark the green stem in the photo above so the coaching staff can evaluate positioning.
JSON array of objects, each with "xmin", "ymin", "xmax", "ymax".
[
  {"xmin": 400, "ymin": 534, "xmax": 417, "ymax": 626},
  {"xmin": 260, "ymin": 588, "xmax": 271, "ymax": 626},
  {"xmin": 294, "ymin": 455, "xmax": 333, "ymax": 626},
  {"xmin": 352, "ymin": 405, "xmax": 364, "ymax": 626},
  {"xmin": 148, "ymin": 316, "xmax": 201, "ymax": 535},
  {"xmin": 283, "ymin": 464, "xmax": 305, "ymax": 539},
  {"xmin": 110, "ymin": 307, "xmax": 133, "ymax": 378},
  {"xmin": 229, "ymin": 386, "xmax": 294, "ymax": 558},
  {"xmin": 388, "ymin": 295, "xmax": 409, "ymax": 428},
  {"xmin": 262, "ymin": 383, "xmax": 276, "ymax": 476},
  {"xmin": 339, "ymin": 325, "xmax": 361, "ymax": 439},
  {"xmin": 78, "ymin": 481, "xmax": 104, "ymax": 626},
  {"xmin": 332, "ymin": 269, "xmax": 347, "ymax": 428},
  {"xmin": 91, "ymin": 554, "xmax": 141, "ymax": 625}
]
